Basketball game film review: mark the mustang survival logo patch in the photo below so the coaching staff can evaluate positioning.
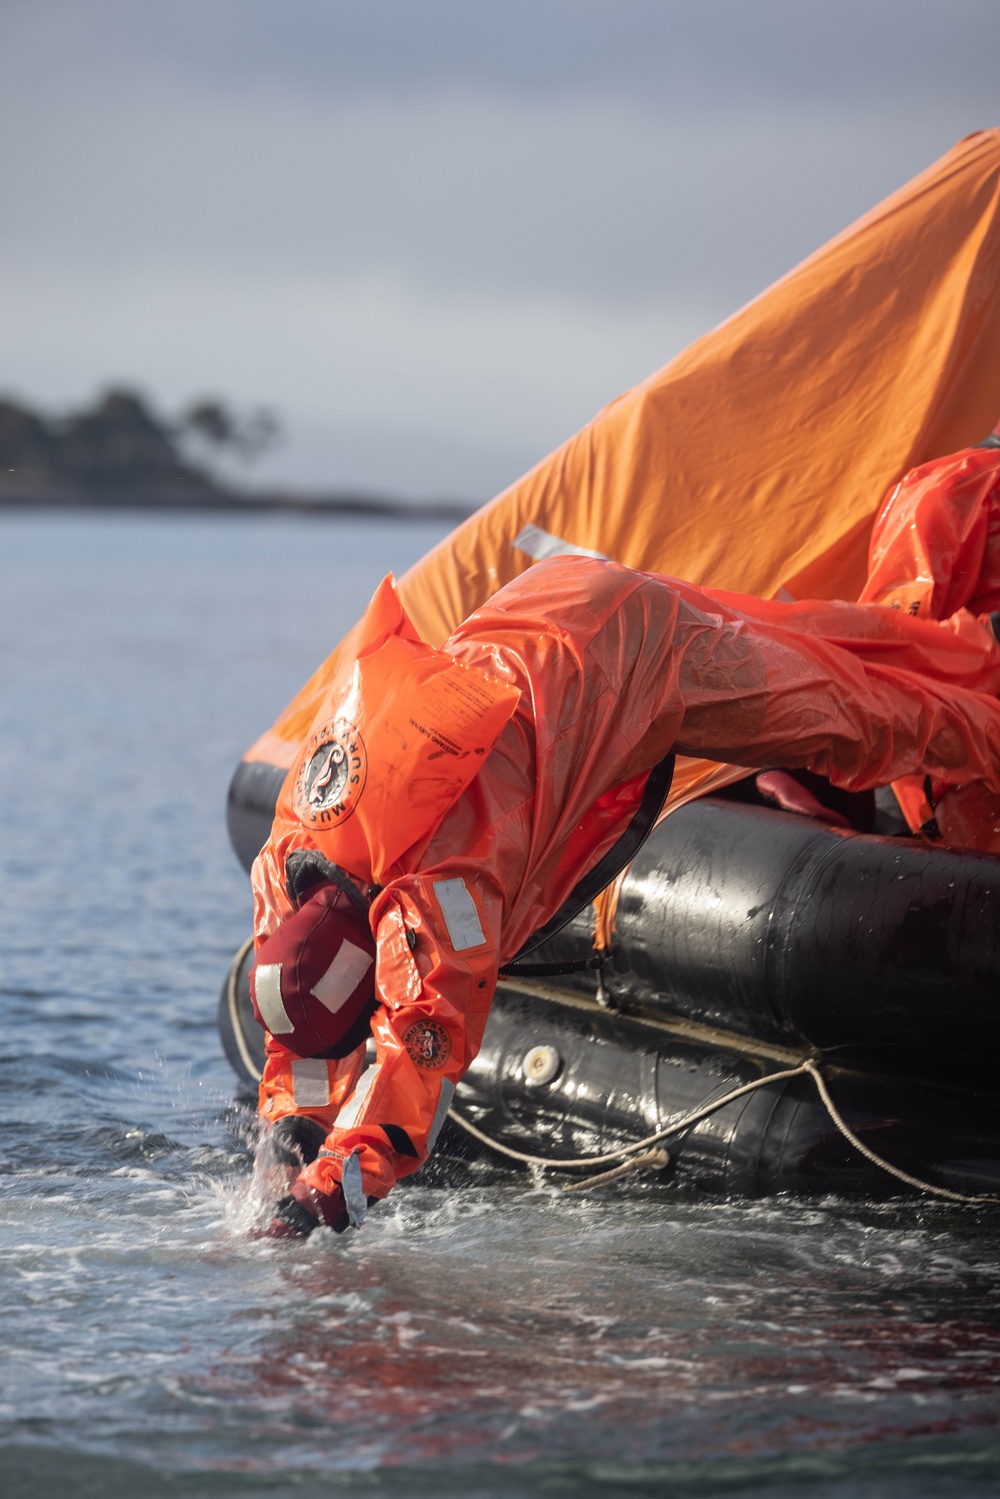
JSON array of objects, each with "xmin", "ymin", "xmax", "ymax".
[
  {"xmin": 403, "ymin": 1019, "xmax": 452, "ymax": 1069},
  {"xmin": 293, "ymin": 719, "xmax": 368, "ymax": 827}
]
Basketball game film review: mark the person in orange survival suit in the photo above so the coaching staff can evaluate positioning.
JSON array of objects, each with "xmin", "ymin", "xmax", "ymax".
[
  {"xmin": 859, "ymin": 438, "xmax": 1000, "ymax": 849},
  {"xmin": 248, "ymin": 555, "xmax": 1000, "ymax": 1239}
]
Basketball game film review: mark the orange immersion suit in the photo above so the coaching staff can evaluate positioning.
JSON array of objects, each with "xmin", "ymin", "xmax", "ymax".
[
  {"xmin": 252, "ymin": 556, "xmax": 1000, "ymax": 1210},
  {"xmin": 859, "ymin": 443, "xmax": 1000, "ymax": 849}
]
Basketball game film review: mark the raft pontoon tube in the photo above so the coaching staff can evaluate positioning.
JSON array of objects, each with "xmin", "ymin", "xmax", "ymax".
[{"xmin": 220, "ymin": 766, "xmax": 1000, "ymax": 1199}]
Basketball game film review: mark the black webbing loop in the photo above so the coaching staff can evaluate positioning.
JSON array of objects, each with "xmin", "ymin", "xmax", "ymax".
[{"xmin": 499, "ymin": 953, "xmax": 607, "ymax": 980}]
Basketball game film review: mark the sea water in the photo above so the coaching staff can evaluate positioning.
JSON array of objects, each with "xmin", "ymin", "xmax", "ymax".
[{"xmin": 1, "ymin": 511, "xmax": 998, "ymax": 1499}]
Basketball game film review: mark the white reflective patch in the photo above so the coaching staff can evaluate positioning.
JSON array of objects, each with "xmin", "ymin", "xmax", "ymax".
[
  {"xmin": 775, "ymin": 586, "xmax": 796, "ymax": 603},
  {"xmin": 291, "ymin": 1058, "xmax": 330, "ymax": 1108},
  {"xmin": 427, "ymin": 1079, "xmax": 456, "ymax": 1153},
  {"xmin": 335, "ymin": 1064, "xmax": 381, "ymax": 1130},
  {"xmin": 341, "ymin": 1152, "xmax": 368, "ymax": 1228},
  {"xmin": 254, "ymin": 963, "xmax": 294, "ymax": 1035},
  {"xmin": 311, "ymin": 939, "xmax": 374, "ymax": 1016},
  {"xmin": 433, "ymin": 878, "xmax": 486, "ymax": 951},
  {"xmin": 512, "ymin": 523, "xmax": 608, "ymax": 563}
]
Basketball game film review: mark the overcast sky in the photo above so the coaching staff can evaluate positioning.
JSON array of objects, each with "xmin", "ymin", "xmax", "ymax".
[{"xmin": 1, "ymin": 1, "xmax": 997, "ymax": 499}]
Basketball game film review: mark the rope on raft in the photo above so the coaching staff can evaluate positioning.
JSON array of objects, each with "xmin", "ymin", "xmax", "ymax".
[
  {"xmin": 232, "ymin": 930, "xmax": 993, "ymax": 1205},
  {"xmin": 447, "ymin": 1058, "xmax": 999, "ymax": 1204}
]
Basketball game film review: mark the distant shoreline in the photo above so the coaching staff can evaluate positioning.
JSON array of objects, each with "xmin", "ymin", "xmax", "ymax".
[
  {"xmin": 0, "ymin": 388, "xmax": 480, "ymax": 522},
  {"xmin": 0, "ymin": 483, "xmax": 478, "ymax": 523}
]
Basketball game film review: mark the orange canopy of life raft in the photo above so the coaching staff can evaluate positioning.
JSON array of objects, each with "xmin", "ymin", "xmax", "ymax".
[{"xmin": 244, "ymin": 130, "xmax": 1000, "ymax": 832}]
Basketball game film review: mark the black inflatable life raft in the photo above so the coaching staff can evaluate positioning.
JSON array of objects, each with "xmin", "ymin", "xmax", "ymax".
[{"xmin": 220, "ymin": 761, "xmax": 1000, "ymax": 1198}]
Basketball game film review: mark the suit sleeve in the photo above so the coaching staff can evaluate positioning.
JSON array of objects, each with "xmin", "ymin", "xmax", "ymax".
[{"xmin": 298, "ymin": 864, "xmax": 504, "ymax": 1203}]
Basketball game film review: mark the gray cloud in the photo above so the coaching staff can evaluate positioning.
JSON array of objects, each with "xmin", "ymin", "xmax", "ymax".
[
  {"xmin": 0, "ymin": 1, "xmax": 996, "ymax": 497},
  {"xmin": 0, "ymin": 36, "xmax": 984, "ymax": 307},
  {"xmin": 6, "ymin": 0, "xmax": 994, "ymax": 107}
]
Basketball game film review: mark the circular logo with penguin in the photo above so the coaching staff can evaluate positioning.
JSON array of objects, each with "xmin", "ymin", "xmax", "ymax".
[{"xmin": 293, "ymin": 719, "xmax": 368, "ymax": 827}]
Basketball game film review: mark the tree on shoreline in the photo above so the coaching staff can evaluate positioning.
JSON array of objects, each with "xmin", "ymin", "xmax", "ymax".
[{"xmin": 0, "ymin": 387, "xmax": 281, "ymax": 494}]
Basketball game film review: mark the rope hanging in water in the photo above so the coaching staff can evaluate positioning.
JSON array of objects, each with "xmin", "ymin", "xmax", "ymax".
[{"xmin": 447, "ymin": 1058, "xmax": 999, "ymax": 1204}]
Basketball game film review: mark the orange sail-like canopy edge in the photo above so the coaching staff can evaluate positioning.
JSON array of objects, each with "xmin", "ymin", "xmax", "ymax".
[{"xmin": 246, "ymin": 129, "xmax": 1000, "ymax": 826}]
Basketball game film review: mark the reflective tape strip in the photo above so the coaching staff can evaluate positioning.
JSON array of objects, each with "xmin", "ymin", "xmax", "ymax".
[
  {"xmin": 335, "ymin": 1063, "xmax": 381, "ymax": 1130},
  {"xmin": 341, "ymin": 1152, "xmax": 368, "ymax": 1229},
  {"xmin": 432, "ymin": 877, "xmax": 485, "ymax": 951},
  {"xmin": 311, "ymin": 940, "xmax": 373, "ymax": 1016},
  {"xmin": 512, "ymin": 523, "xmax": 608, "ymax": 563},
  {"xmin": 254, "ymin": 963, "xmax": 294, "ymax": 1035},
  {"xmin": 427, "ymin": 1079, "xmax": 456, "ymax": 1153},
  {"xmin": 291, "ymin": 1058, "xmax": 331, "ymax": 1108}
]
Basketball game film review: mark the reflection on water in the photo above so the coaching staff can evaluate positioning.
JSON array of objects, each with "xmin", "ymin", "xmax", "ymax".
[{"xmin": 1, "ymin": 513, "xmax": 998, "ymax": 1497}]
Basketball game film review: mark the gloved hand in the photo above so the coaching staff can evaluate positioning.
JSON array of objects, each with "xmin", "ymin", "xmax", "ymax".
[
  {"xmin": 252, "ymin": 1114, "xmax": 327, "ymax": 1203},
  {"xmin": 257, "ymin": 1114, "xmax": 327, "ymax": 1168},
  {"xmin": 258, "ymin": 1178, "xmax": 350, "ymax": 1240}
]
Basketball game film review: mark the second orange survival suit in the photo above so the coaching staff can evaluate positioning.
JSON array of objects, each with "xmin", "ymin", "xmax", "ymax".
[
  {"xmin": 860, "ymin": 442, "xmax": 1000, "ymax": 849},
  {"xmin": 252, "ymin": 556, "xmax": 1000, "ymax": 1213}
]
